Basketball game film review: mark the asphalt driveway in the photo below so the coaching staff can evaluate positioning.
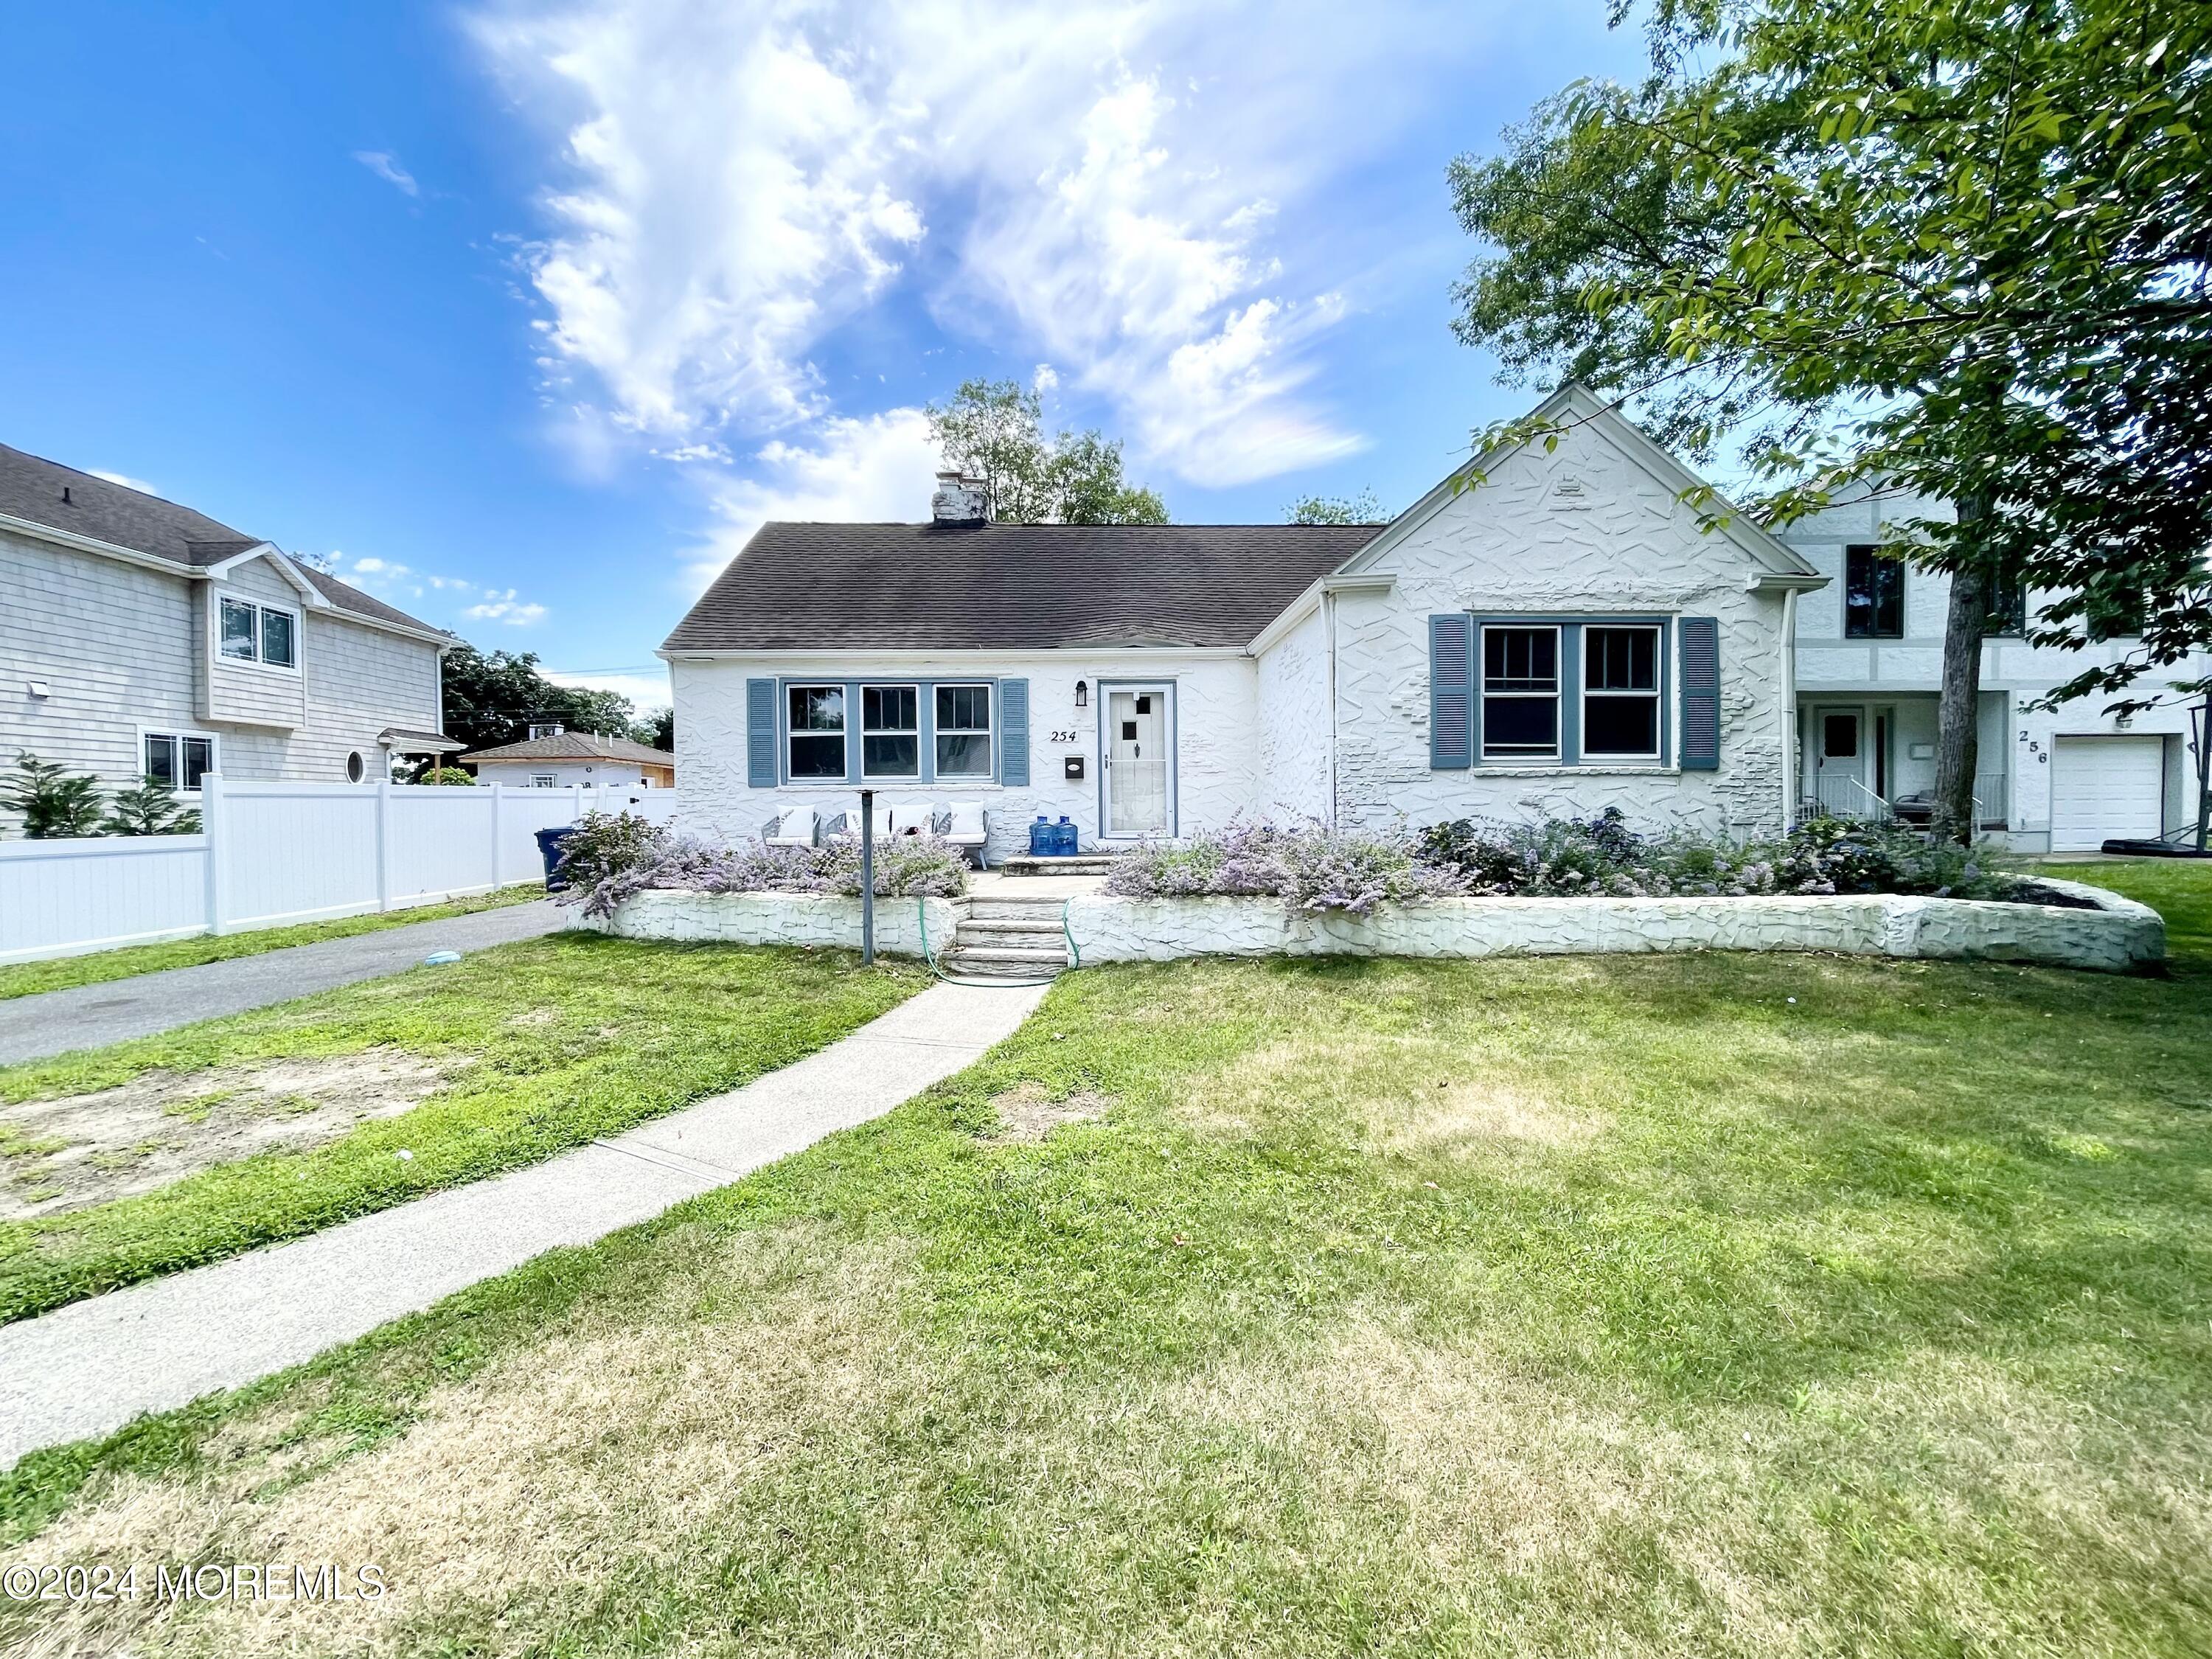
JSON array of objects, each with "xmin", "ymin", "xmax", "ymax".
[{"xmin": 0, "ymin": 900, "xmax": 574, "ymax": 1066}]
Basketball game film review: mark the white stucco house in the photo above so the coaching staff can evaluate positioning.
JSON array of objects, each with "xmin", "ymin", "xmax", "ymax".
[
  {"xmin": 1, "ymin": 442, "xmax": 459, "ymax": 825},
  {"xmin": 1772, "ymin": 490, "xmax": 2212, "ymax": 852},
  {"xmin": 662, "ymin": 388, "xmax": 1832, "ymax": 862}
]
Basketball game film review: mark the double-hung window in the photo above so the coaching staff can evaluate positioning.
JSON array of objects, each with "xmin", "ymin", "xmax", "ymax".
[
  {"xmin": 933, "ymin": 684, "xmax": 993, "ymax": 777},
  {"xmin": 861, "ymin": 684, "xmax": 919, "ymax": 779},
  {"xmin": 219, "ymin": 597, "xmax": 300, "ymax": 667},
  {"xmin": 144, "ymin": 731, "xmax": 215, "ymax": 790},
  {"xmin": 1481, "ymin": 625, "xmax": 1560, "ymax": 759},
  {"xmin": 787, "ymin": 685, "xmax": 847, "ymax": 779},
  {"xmin": 1581, "ymin": 625, "xmax": 1661, "ymax": 759},
  {"xmin": 1844, "ymin": 545, "xmax": 1903, "ymax": 639}
]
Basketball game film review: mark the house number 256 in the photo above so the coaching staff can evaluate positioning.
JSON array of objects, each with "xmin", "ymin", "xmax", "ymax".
[{"xmin": 1048, "ymin": 729, "xmax": 1079, "ymax": 744}]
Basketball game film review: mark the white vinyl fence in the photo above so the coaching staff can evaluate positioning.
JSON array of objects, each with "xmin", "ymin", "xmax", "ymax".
[{"xmin": 0, "ymin": 775, "xmax": 687, "ymax": 965}]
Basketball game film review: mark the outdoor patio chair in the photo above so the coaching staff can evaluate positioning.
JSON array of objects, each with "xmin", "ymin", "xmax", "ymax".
[
  {"xmin": 887, "ymin": 801, "xmax": 939, "ymax": 838},
  {"xmin": 827, "ymin": 806, "xmax": 897, "ymax": 843},
  {"xmin": 762, "ymin": 803, "xmax": 821, "ymax": 848},
  {"xmin": 940, "ymin": 801, "xmax": 990, "ymax": 867}
]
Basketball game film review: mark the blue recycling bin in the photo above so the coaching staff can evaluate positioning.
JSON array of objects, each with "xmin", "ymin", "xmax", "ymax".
[{"xmin": 535, "ymin": 825, "xmax": 578, "ymax": 891}]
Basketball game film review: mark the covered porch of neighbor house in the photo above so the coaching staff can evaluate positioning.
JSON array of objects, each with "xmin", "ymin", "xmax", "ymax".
[{"xmin": 1798, "ymin": 692, "xmax": 2011, "ymax": 831}]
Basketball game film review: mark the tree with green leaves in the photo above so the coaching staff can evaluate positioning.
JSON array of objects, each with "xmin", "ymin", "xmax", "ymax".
[
  {"xmin": 103, "ymin": 777, "xmax": 202, "ymax": 835},
  {"xmin": 1451, "ymin": 0, "xmax": 2212, "ymax": 838},
  {"xmin": 925, "ymin": 379, "xmax": 1169, "ymax": 524},
  {"xmin": 440, "ymin": 644, "xmax": 661, "ymax": 754},
  {"xmin": 1, "ymin": 753, "xmax": 105, "ymax": 838},
  {"xmin": 1284, "ymin": 489, "xmax": 1385, "ymax": 525}
]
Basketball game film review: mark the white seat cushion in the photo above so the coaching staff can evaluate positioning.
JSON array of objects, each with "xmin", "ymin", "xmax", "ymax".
[
  {"xmin": 943, "ymin": 801, "xmax": 987, "ymax": 841},
  {"xmin": 889, "ymin": 803, "xmax": 938, "ymax": 835},
  {"xmin": 772, "ymin": 804, "xmax": 816, "ymax": 841}
]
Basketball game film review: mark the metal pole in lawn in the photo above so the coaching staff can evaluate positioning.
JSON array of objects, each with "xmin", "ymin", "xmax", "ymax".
[
  {"xmin": 2194, "ymin": 691, "xmax": 2211, "ymax": 856},
  {"xmin": 860, "ymin": 787, "xmax": 876, "ymax": 964}
]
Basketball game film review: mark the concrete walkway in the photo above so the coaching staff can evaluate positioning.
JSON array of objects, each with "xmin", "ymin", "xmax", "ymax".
[
  {"xmin": 0, "ymin": 900, "xmax": 573, "ymax": 1066},
  {"xmin": 0, "ymin": 978, "xmax": 1046, "ymax": 1467}
]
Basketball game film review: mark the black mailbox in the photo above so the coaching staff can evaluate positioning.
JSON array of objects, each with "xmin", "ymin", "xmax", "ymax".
[{"xmin": 1063, "ymin": 755, "xmax": 1086, "ymax": 781}]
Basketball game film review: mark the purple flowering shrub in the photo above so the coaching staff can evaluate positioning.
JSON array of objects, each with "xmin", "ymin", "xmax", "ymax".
[
  {"xmin": 557, "ymin": 813, "xmax": 967, "ymax": 919},
  {"xmin": 1109, "ymin": 807, "xmax": 2021, "ymax": 910},
  {"xmin": 1106, "ymin": 820, "xmax": 1458, "ymax": 914}
]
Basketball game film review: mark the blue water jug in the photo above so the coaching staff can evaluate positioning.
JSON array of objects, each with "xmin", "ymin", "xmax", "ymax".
[
  {"xmin": 1029, "ymin": 815, "xmax": 1054, "ymax": 856},
  {"xmin": 1054, "ymin": 816, "xmax": 1078, "ymax": 855}
]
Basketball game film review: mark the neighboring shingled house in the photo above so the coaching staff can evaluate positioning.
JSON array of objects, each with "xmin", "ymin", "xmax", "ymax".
[
  {"xmin": 0, "ymin": 442, "xmax": 459, "ymax": 821},
  {"xmin": 660, "ymin": 386, "xmax": 1829, "ymax": 863},
  {"xmin": 460, "ymin": 728, "xmax": 675, "ymax": 790}
]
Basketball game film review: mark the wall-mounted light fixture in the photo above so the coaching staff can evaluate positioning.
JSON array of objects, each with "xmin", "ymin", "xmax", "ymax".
[{"xmin": 1074, "ymin": 680, "xmax": 1088, "ymax": 709}]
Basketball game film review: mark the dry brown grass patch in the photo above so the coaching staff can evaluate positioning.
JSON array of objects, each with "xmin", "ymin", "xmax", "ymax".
[
  {"xmin": 987, "ymin": 1083, "xmax": 1112, "ymax": 1142},
  {"xmin": 0, "ymin": 1050, "xmax": 462, "ymax": 1220}
]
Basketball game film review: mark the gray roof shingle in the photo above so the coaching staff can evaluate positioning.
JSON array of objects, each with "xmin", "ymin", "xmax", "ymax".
[
  {"xmin": 662, "ymin": 521, "xmax": 1383, "ymax": 653},
  {"xmin": 0, "ymin": 441, "xmax": 447, "ymax": 637}
]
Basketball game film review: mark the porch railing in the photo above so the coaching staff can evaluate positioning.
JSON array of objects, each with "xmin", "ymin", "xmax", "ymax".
[{"xmin": 1804, "ymin": 770, "xmax": 2011, "ymax": 830}]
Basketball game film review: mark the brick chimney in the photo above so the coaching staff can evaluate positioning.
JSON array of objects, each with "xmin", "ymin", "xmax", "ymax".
[{"xmin": 931, "ymin": 471, "xmax": 988, "ymax": 524}]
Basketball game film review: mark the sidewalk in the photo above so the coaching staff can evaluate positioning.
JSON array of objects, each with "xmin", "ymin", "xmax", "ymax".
[
  {"xmin": 0, "ymin": 978, "xmax": 1046, "ymax": 1467},
  {"xmin": 0, "ymin": 900, "xmax": 572, "ymax": 1066}
]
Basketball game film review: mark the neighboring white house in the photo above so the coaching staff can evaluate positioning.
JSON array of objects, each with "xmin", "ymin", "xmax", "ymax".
[
  {"xmin": 461, "ymin": 728, "xmax": 676, "ymax": 789},
  {"xmin": 1771, "ymin": 488, "xmax": 2212, "ymax": 852},
  {"xmin": 661, "ymin": 387, "xmax": 1828, "ymax": 861},
  {"xmin": 1, "ymin": 442, "xmax": 459, "ymax": 825}
]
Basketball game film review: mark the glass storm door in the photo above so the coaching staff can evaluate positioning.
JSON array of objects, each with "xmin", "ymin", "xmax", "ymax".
[
  {"xmin": 1105, "ymin": 686, "xmax": 1172, "ymax": 835},
  {"xmin": 1814, "ymin": 707, "xmax": 1868, "ymax": 816}
]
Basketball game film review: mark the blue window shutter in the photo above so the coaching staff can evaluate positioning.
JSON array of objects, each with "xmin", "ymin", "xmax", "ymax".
[
  {"xmin": 1680, "ymin": 617, "xmax": 1720, "ymax": 771},
  {"xmin": 999, "ymin": 678, "xmax": 1030, "ymax": 786},
  {"xmin": 746, "ymin": 678, "xmax": 776, "ymax": 787},
  {"xmin": 1429, "ymin": 614, "xmax": 1473, "ymax": 769}
]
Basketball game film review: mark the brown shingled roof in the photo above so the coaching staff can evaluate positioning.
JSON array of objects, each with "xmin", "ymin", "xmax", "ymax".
[
  {"xmin": 461, "ymin": 731, "xmax": 675, "ymax": 767},
  {"xmin": 0, "ymin": 441, "xmax": 448, "ymax": 638},
  {"xmin": 661, "ymin": 521, "xmax": 1383, "ymax": 653}
]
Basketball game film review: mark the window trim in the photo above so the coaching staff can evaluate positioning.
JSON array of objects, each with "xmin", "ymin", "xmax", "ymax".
[
  {"xmin": 531, "ymin": 773, "xmax": 560, "ymax": 789},
  {"xmin": 1578, "ymin": 623, "xmax": 1665, "ymax": 762},
  {"xmin": 1478, "ymin": 623, "xmax": 1564, "ymax": 762},
  {"xmin": 136, "ymin": 725, "xmax": 220, "ymax": 793},
  {"xmin": 1843, "ymin": 544, "xmax": 1905, "ymax": 640},
  {"xmin": 860, "ymin": 682, "xmax": 923, "ymax": 781},
  {"xmin": 932, "ymin": 681, "xmax": 995, "ymax": 779},
  {"xmin": 785, "ymin": 682, "xmax": 851, "ymax": 782},
  {"xmin": 215, "ymin": 592, "xmax": 304, "ymax": 673},
  {"xmin": 776, "ymin": 677, "xmax": 1010, "ymax": 787},
  {"xmin": 1467, "ymin": 615, "xmax": 1674, "ymax": 769}
]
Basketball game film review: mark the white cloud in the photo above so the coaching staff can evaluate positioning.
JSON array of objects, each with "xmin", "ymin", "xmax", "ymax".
[
  {"xmin": 352, "ymin": 150, "xmax": 421, "ymax": 196},
  {"xmin": 471, "ymin": 0, "xmax": 1454, "ymax": 487},
  {"xmin": 464, "ymin": 590, "xmax": 551, "ymax": 626},
  {"xmin": 88, "ymin": 469, "xmax": 159, "ymax": 495},
  {"xmin": 685, "ymin": 406, "xmax": 941, "ymax": 592}
]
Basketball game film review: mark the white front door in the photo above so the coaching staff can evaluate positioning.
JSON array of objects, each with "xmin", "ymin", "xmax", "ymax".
[
  {"xmin": 1812, "ymin": 706, "xmax": 1869, "ymax": 816},
  {"xmin": 1103, "ymin": 685, "xmax": 1173, "ymax": 836}
]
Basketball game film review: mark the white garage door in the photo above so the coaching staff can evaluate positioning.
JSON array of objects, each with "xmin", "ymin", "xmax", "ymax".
[{"xmin": 2050, "ymin": 736, "xmax": 2165, "ymax": 851}]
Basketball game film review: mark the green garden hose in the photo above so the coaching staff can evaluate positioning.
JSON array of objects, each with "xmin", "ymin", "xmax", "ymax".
[{"xmin": 916, "ymin": 895, "xmax": 1079, "ymax": 987}]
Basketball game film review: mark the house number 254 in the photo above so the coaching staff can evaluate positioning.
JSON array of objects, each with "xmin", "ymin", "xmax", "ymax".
[{"xmin": 1048, "ymin": 729, "xmax": 1079, "ymax": 744}]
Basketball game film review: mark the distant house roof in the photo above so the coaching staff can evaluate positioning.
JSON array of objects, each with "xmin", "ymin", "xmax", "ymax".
[
  {"xmin": 661, "ymin": 521, "xmax": 1385, "ymax": 653},
  {"xmin": 0, "ymin": 441, "xmax": 448, "ymax": 638},
  {"xmin": 461, "ymin": 731, "xmax": 675, "ymax": 768}
]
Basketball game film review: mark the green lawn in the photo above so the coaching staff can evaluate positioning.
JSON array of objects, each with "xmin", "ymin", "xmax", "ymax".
[
  {"xmin": 6, "ymin": 862, "xmax": 2210, "ymax": 1657},
  {"xmin": 0, "ymin": 934, "xmax": 925, "ymax": 1324},
  {"xmin": 0, "ymin": 882, "xmax": 549, "ymax": 1001}
]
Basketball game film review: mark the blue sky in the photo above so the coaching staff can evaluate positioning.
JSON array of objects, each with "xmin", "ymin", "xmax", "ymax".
[{"xmin": 0, "ymin": 1, "xmax": 1642, "ymax": 713}]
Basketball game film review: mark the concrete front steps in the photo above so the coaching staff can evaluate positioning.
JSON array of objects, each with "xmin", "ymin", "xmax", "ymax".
[
  {"xmin": 999, "ymin": 854, "xmax": 1120, "ymax": 877},
  {"xmin": 940, "ymin": 895, "xmax": 1072, "ymax": 978}
]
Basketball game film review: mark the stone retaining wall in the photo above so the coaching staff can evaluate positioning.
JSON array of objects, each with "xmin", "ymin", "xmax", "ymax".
[
  {"xmin": 587, "ymin": 878, "xmax": 2162, "ymax": 975},
  {"xmin": 1064, "ymin": 877, "xmax": 2161, "ymax": 974},
  {"xmin": 586, "ymin": 890, "xmax": 958, "ymax": 959}
]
